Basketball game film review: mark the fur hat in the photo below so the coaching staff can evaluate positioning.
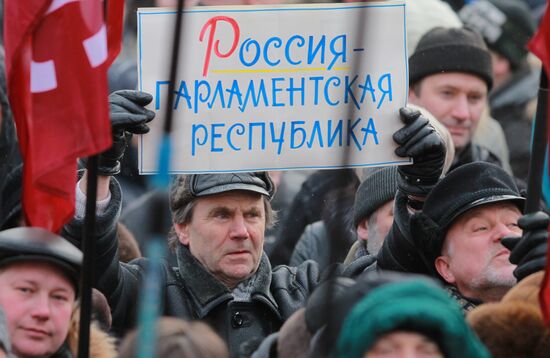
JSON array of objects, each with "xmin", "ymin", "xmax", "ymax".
[
  {"xmin": 459, "ymin": 0, "xmax": 535, "ymax": 69},
  {"xmin": 467, "ymin": 271, "xmax": 550, "ymax": 358},
  {"xmin": 502, "ymin": 271, "xmax": 545, "ymax": 306},
  {"xmin": 467, "ymin": 301, "xmax": 550, "ymax": 358},
  {"xmin": 67, "ymin": 306, "xmax": 117, "ymax": 358},
  {"xmin": 409, "ymin": 27, "xmax": 493, "ymax": 89},
  {"xmin": 410, "ymin": 162, "xmax": 524, "ymax": 274}
]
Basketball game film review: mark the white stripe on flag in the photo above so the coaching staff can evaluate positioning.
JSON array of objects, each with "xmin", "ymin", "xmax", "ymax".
[
  {"xmin": 31, "ymin": 60, "xmax": 57, "ymax": 93},
  {"xmin": 83, "ymin": 25, "xmax": 107, "ymax": 68}
]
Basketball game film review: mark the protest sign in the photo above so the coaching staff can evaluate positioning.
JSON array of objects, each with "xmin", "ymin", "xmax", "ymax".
[{"xmin": 137, "ymin": 1, "xmax": 408, "ymax": 174}]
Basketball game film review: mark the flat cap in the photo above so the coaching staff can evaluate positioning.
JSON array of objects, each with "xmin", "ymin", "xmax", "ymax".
[
  {"xmin": 170, "ymin": 172, "xmax": 275, "ymax": 213},
  {"xmin": 0, "ymin": 227, "xmax": 82, "ymax": 291}
]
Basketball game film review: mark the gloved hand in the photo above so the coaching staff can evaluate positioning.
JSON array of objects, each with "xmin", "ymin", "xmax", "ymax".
[
  {"xmin": 393, "ymin": 107, "xmax": 446, "ymax": 197},
  {"xmin": 98, "ymin": 90, "xmax": 155, "ymax": 176},
  {"xmin": 501, "ymin": 211, "xmax": 549, "ymax": 282}
]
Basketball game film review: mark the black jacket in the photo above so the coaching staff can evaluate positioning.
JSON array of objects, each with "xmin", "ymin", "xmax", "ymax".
[
  {"xmin": 289, "ymin": 183, "xmax": 357, "ymax": 270},
  {"xmin": 62, "ymin": 179, "xmax": 320, "ymax": 357},
  {"xmin": 268, "ymin": 169, "xmax": 359, "ymax": 266},
  {"xmin": 450, "ymin": 142, "xmax": 503, "ymax": 172},
  {"xmin": 376, "ymin": 191, "xmax": 433, "ymax": 276},
  {"xmin": 489, "ymin": 64, "xmax": 537, "ymax": 181}
]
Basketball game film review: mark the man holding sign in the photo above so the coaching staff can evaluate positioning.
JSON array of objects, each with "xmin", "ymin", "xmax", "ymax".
[{"xmin": 64, "ymin": 100, "xmax": 443, "ymax": 355}]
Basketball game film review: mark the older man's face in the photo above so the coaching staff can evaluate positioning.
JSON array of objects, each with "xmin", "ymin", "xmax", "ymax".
[
  {"xmin": 175, "ymin": 191, "xmax": 266, "ymax": 289},
  {"xmin": 0, "ymin": 261, "xmax": 75, "ymax": 358},
  {"xmin": 408, "ymin": 72, "xmax": 487, "ymax": 150},
  {"xmin": 435, "ymin": 202, "xmax": 521, "ymax": 301}
]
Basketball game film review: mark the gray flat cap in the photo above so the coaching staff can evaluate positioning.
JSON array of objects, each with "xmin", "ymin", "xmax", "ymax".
[{"xmin": 170, "ymin": 172, "xmax": 275, "ymax": 213}]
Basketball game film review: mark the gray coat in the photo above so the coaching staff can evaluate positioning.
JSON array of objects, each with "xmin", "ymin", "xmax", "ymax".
[{"xmin": 62, "ymin": 179, "xmax": 320, "ymax": 357}]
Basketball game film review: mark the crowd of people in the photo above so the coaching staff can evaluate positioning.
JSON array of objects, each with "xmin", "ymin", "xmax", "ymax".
[{"xmin": 1, "ymin": 0, "xmax": 550, "ymax": 357}]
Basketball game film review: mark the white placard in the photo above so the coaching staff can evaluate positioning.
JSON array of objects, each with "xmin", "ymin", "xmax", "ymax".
[{"xmin": 137, "ymin": 1, "xmax": 409, "ymax": 174}]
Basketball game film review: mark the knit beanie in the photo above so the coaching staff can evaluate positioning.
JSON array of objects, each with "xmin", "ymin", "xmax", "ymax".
[
  {"xmin": 308, "ymin": 271, "xmax": 431, "ymax": 357},
  {"xmin": 410, "ymin": 162, "xmax": 524, "ymax": 274},
  {"xmin": 409, "ymin": 27, "xmax": 493, "ymax": 89},
  {"xmin": 334, "ymin": 280, "xmax": 490, "ymax": 358},
  {"xmin": 459, "ymin": 0, "xmax": 535, "ymax": 69},
  {"xmin": 353, "ymin": 166, "xmax": 398, "ymax": 226}
]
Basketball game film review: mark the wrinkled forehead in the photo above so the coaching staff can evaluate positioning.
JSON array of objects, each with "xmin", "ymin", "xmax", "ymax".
[{"xmin": 196, "ymin": 190, "xmax": 265, "ymax": 207}]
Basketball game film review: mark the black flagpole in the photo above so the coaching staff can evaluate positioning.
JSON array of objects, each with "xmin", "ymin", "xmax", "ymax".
[
  {"xmin": 77, "ymin": 155, "xmax": 99, "ymax": 358},
  {"xmin": 77, "ymin": 1, "xmax": 110, "ymax": 356},
  {"xmin": 524, "ymin": 69, "xmax": 548, "ymax": 214}
]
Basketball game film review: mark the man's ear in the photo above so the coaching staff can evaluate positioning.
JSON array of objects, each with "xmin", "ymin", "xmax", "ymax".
[
  {"xmin": 434, "ymin": 255, "xmax": 455, "ymax": 284},
  {"xmin": 356, "ymin": 219, "xmax": 369, "ymax": 242},
  {"xmin": 174, "ymin": 223, "xmax": 190, "ymax": 246}
]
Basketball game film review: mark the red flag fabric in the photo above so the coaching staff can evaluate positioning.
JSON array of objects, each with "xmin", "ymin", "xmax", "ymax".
[
  {"xmin": 528, "ymin": 5, "xmax": 550, "ymax": 326},
  {"xmin": 4, "ymin": 0, "xmax": 123, "ymax": 232}
]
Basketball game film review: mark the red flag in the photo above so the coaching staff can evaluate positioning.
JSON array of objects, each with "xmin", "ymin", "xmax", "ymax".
[
  {"xmin": 528, "ymin": 4, "xmax": 550, "ymax": 326},
  {"xmin": 4, "ymin": 0, "xmax": 124, "ymax": 232}
]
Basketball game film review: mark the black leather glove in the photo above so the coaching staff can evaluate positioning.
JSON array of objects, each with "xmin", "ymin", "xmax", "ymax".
[
  {"xmin": 393, "ymin": 107, "xmax": 445, "ymax": 197},
  {"xmin": 501, "ymin": 211, "xmax": 549, "ymax": 281},
  {"xmin": 98, "ymin": 90, "xmax": 155, "ymax": 176}
]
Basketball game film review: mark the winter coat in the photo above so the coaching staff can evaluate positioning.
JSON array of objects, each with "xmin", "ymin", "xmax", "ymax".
[
  {"xmin": 268, "ymin": 169, "xmax": 359, "ymax": 266},
  {"xmin": 376, "ymin": 191, "xmax": 433, "ymax": 276},
  {"xmin": 343, "ymin": 239, "xmax": 367, "ymax": 265},
  {"xmin": 489, "ymin": 63, "xmax": 537, "ymax": 181},
  {"xmin": 62, "ymin": 179, "xmax": 321, "ymax": 357},
  {"xmin": 289, "ymin": 184, "xmax": 357, "ymax": 270},
  {"xmin": 450, "ymin": 142, "xmax": 503, "ymax": 172},
  {"xmin": 290, "ymin": 221, "xmax": 332, "ymax": 269},
  {"xmin": 473, "ymin": 112, "xmax": 513, "ymax": 175}
]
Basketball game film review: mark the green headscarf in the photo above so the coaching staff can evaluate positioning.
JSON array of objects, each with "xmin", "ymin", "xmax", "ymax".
[{"xmin": 334, "ymin": 280, "xmax": 490, "ymax": 358}]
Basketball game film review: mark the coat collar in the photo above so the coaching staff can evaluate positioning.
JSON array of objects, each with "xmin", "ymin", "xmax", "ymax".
[{"xmin": 176, "ymin": 244, "xmax": 280, "ymax": 319}]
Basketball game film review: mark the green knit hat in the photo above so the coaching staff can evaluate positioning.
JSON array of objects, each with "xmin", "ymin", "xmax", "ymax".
[{"xmin": 334, "ymin": 280, "xmax": 490, "ymax": 358}]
